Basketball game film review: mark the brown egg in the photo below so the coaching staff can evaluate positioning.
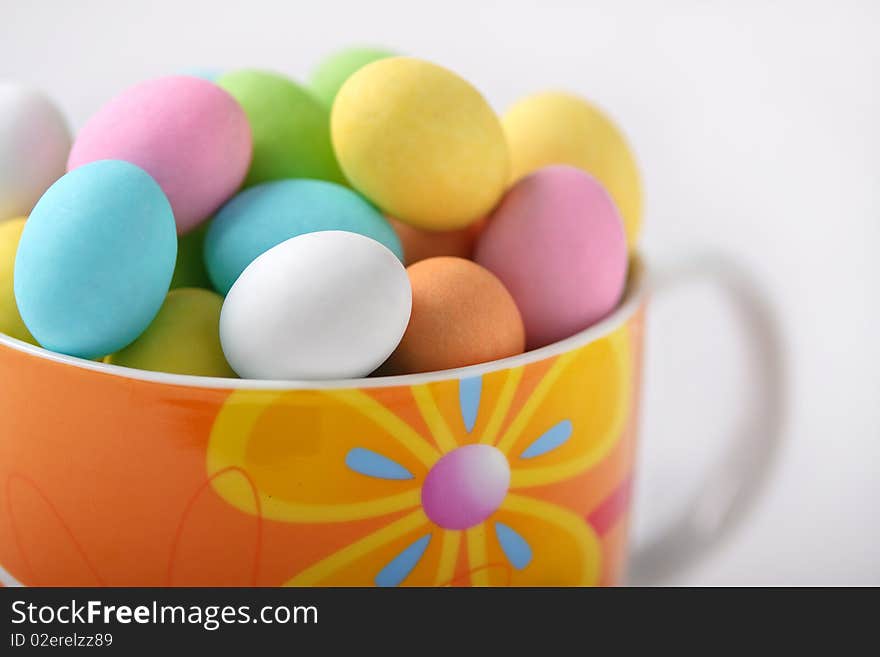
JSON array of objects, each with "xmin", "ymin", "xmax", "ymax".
[
  {"xmin": 381, "ymin": 257, "xmax": 525, "ymax": 375},
  {"xmin": 389, "ymin": 216, "xmax": 486, "ymax": 265}
]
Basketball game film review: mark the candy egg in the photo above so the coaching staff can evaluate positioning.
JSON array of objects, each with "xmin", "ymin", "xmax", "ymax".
[
  {"xmin": 182, "ymin": 68, "xmax": 223, "ymax": 82},
  {"xmin": 332, "ymin": 57, "xmax": 509, "ymax": 230},
  {"xmin": 67, "ymin": 76, "xmax": 251, "ymax": 234},
  {"xmin": 0, "ymin": 84, "xmax": 71, "ymax": 221},
  {"xmin": 381, "ymin": 257, "xmax": 524, "ymax": 375},
  {"xmin": 0, "ymin": 217, "xmax": 36, "ymax": 344},
  {"xmin": 170, "ymin": 222, "xmax": 212, "ymax": 290},
  {"xmin": 218, "ymin": 70, "xmax": 344, "ymax": 187},
  {"xmin": 220, "ymin": 231, "xmax": 411, "ymax": 380},
  {"xmin": 14, "ymin": 160, "xmax": 177, "ymax": 359},
  {"xmin": 474, "ymin": 165, "xmax": 627, "ymax": 350},
  {"xmin": 389, "ymin": 217, "xmax": 485, "ymax": 266},
  {"xmin": 107, "ymin": 288, "xmax": 235, "ymax": 377},
  {"xmin": 502, "ymin": 91, "xmax": 642, "ymax": 248},
  {"xmin": 309, "ymin": 46, "xmax": 395, "ymax": 106},
  {"xmin": 205, "ymin": 179, "xmax": 402, "ymax": 294}
]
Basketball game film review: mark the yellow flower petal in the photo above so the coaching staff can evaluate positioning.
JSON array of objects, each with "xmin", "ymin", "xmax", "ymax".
[
  {"xmin": 411, "ymin": 384, "xmax": 457, "ymax": 453},
  {"xmin": 412, "ymin": 366, "xmax": 526, "ymax": 450},
  {"xmin": 207, "ymin": 389, "xmax": 434, "ymax": 523},
  {"xmin": 326, "ymin": 389, "xmax": 441, "ymax": 467},
  {"xmin": 504, "ymin": 326, "xmax": 632, "ymax": 489},
  {"xmin": 479, "ymin": 367, "xmax": 523, "ymax": 445},
  {"xmin": 466, "ymin": 524, "xmax": 491, "ymax": 586},
  {"xmin": 435, "ymin": 530, "xmax": 463, "ymax": 585},
  {"xmin": 496, "ymin": 352, "xmax": 576, "ymax": 454},
  {"xmin": 477, "ymin": 494, "xmax": 602, "ymax": 586},
  {"xmin": 286, "ymin": 509, "xmax": 442, "ymax": 586}
]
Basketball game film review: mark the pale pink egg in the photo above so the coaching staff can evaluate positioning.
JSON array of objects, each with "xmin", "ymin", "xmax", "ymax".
[
  {"xmin": 474, "ymin": 165, "xmax": 627, "ymax": 350},
  {"xmin": 68, "ymin": 76, "xmax": 252, "ymax": 234}
]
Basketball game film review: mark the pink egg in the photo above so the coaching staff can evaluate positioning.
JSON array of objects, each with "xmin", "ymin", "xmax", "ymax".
[
  {"xmin": 68, "ymin": 76, "xmax": 252, "ymax": 234},
  {"xmin": 474, "ymin": 165, "xmax": 627, "ymax": 349}
]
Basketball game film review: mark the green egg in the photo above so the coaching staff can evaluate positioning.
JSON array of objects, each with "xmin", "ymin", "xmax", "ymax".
[
  {"xmin": 309, "ymin": 46, "xmax": 396, "ymax": 107},
  {"xmin": 170, "ymin": 222, "xmax": 212, "ymax": 290},
  {"xmin": 217, "ymin": 69, "xmax": 344, "ymax": 187},
  {"xmin": 0, "ymin": 217, "xmax": 37, "ymax": 345},
  {"xmin": 106, "ymin": 288, "xmax": 236, "ymax": 377}
]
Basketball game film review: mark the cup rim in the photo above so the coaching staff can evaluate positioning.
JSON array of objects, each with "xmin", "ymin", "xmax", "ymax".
[{"xmin": 0, "ymin": 256, "xmax": 648, "ymax": 390}]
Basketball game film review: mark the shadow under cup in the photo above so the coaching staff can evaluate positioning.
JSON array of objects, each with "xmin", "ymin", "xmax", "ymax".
[{"xmin": 0, "ymin": 259, "xmax": 648, "ymax": 587}]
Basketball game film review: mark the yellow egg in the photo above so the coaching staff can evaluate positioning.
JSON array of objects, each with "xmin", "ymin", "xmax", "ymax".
[
  {"xmin": 0, "ymin": 217, "xmax": 37, "ymax": 345},
  {"xmin": 332, "ymin": 57, "xmax": 509, "ymax": 230},
  {"xmin": 502, "ymin": 91, "xmax": 642, "ymax": 248},
  {"xmin": 107, "ymin": 288, "xmax": 236, "ymax": 377}
]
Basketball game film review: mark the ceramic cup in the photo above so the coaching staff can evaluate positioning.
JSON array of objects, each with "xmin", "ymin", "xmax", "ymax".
[{"xmin": 0, "ymin": 255, "xmax": 783, "ymax": 586}]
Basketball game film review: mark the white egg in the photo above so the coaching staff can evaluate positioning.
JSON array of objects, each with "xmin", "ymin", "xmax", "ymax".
[
  {"xmin": 0, "ymin": 84, "xmax": 71, "ymax": 221},
  {"xmin": 220, "ymin": 230, "xmax": 412, "ymax": 380}
]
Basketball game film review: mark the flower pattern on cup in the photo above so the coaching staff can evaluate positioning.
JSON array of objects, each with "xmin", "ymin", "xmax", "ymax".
[{"xmin": 206, "ymin": 326, "xmax": 632, "ymax": 586}]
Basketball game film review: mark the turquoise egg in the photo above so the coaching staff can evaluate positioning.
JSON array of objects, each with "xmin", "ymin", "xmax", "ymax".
[
  {"xmin": 204, "ymin": 178, "xmax": 402, "ymax": 294},
  {"xmin": 14, "ymin": 160, "xmax": 177, "ymax": 359},
  {"xmin": 182, "ymin": 68, "xmax": 223, "ymax": 82}
]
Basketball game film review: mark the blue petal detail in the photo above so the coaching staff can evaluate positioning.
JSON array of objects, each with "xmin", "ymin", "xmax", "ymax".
[
  {"xmin": 520, "ymin": 419, "xmax": 573, "ymax": 459},
  {"xmin": 345, "ymin": 448, "xmax": 414, "ymax": 480},
  {"xmin": 375, "ymin": 535, "xmax": 432, "ymax": 587},
  {"xmin": 459, "ymin": 376, "xmax": 482, "ymax": 433},
  {"xmin": 495, "ymin": 523, "xmax": 532, "ymax": 570}
]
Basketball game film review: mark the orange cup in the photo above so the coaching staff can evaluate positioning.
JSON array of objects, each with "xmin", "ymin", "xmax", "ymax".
[{"xmin": 0, "ymin": 256, "xmax": 782, "ymax": 586}]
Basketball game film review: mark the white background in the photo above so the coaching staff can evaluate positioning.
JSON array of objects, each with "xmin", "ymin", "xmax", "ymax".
[{"xmin": 3, "ymin": 0, "xmax": 878, "ymax": 584}]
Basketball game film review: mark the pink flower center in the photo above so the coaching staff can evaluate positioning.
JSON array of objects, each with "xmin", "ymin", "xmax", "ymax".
[{"xmin": 421, "ymin": 444, "xmax": 510, "ymax": 530}]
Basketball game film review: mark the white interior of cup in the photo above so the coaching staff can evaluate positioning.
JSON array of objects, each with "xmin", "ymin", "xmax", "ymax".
[{"xmin": 0, "ymin": 257, "xmax": 648, "ymax": 390}]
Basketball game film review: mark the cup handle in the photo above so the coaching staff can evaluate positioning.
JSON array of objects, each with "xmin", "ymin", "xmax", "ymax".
[{"xmin": 627, "ymin": 251, "xmax": 787, "ymax": 585}]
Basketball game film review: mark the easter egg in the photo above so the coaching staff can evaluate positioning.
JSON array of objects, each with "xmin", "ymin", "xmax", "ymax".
[
  {"xmin": 107, "ymin": 288, "xmax": 235, "ymax": 377},
  {"xmin": 381, "ymin": 257, "xmax": 524, "ymax": 375},
  {"xmin": 218, "ymin": 70, "xmax": 344, "ymax": 187},
  {"xmin": 67, "ymin": 76, "xmax": 251, "ymax": 234},
  {"xmin": 14, "ymin": 160, "xmax": 177, "ymax": 359},
  {"xmin": 332, "ymin": 57, "xmax": 509, "ymax": 230},
  {"xmin": 0, "ymin": 217, "xmax": 36, "ymax": 344},
  {"xmin": 0, "ymin": 84, "xmax": 70, "ymax": 221},
  {"xmin": 182, "ymin": 68, "xmax": 223, "ymax": 82},
  {"xmin": 475, "ymin": 166, "xmax": 627, "ymax": 350},
  {"xmin": 389, "ymin": 216, "xmax": 485, "ymax": 266},
  {"xmin": 502, "ymin": 91, "xmax": 642, "ymax": 248},
  {"xmin": 309, "ymin": 46, "xmax": 395, "ymax": 106},
  {"xmin": 220, "ymin": 231, "xmax": 411, "ymax": 380},
  {"xmin": 205, "ymin": 179, "xmax": 402, "ymax": 294},
  {"xmin": 170, "ymin": 222, "xmax": 212, "ymax": 290}
]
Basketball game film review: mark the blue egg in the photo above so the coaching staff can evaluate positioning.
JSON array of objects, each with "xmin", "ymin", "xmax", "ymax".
[
  {"xmin": 204, "ymin": 178, "xmax": 403, "ymax": 294},
  {"xmin": 14, "ymin": 160, "xmax": 177, "ymax": 359},
  {"xmin": 181, "ymin": 68, "xmax": 223, "ymax": 82}
]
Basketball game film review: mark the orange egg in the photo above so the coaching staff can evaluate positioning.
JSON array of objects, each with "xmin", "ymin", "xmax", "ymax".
[
  {"xmin": 381, "ymin": 257, "xmax": 525, "ymax": 375},
  {"xmin": 389, "ymin": 217, "xmax": 486, "ymax": 265}
]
